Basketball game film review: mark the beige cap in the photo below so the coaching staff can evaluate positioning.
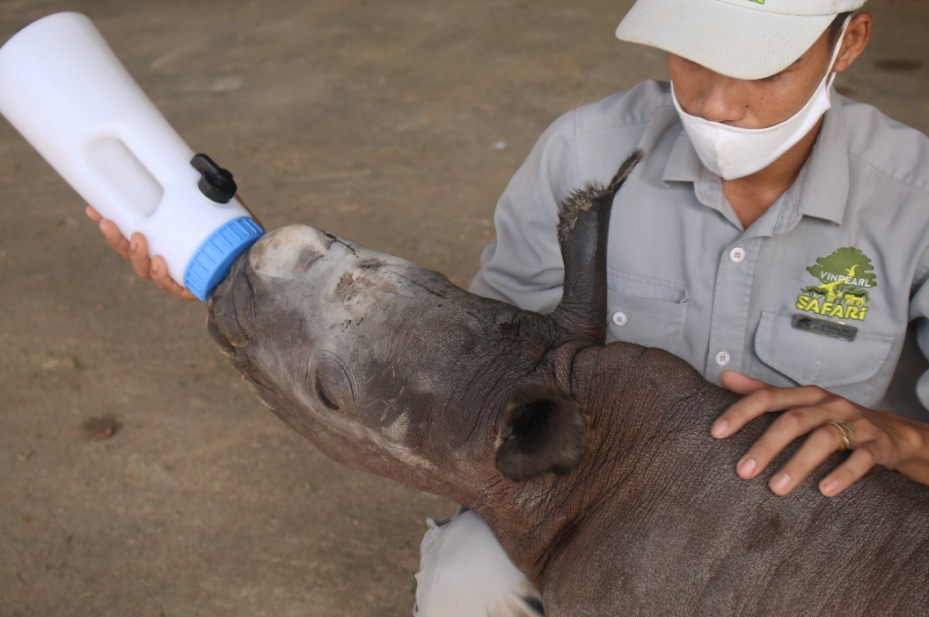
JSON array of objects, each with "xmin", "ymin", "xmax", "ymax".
[{"xmin": 615, "ymin": 0, "xmax": 868, "ymax": 79}]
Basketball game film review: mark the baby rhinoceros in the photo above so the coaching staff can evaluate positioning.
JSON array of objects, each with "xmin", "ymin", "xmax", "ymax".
[{"xmin": 207, "ymin": 151, "xmax": 929, "ymax": 616}]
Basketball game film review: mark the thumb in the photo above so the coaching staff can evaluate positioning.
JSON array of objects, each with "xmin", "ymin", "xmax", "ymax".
[{"xmin": 720, "ymin": 371, "xmax": 769, "ymax": 395}]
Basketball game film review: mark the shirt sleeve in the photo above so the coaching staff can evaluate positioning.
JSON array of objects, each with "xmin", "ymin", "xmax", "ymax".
[
  {"xmin": 469, "ymin": 109, "xmax": 580, "ymax": 313},
  {"xmin": 911, "ymin": 264, "xmax": 929, "ymax": 414},
  {"xmin": 884, "ymin": 254, "xmax": 929, "ymax": 421}
]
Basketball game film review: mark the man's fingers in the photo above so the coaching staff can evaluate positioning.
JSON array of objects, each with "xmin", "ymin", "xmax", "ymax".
[
  {"xmin": 98, "ymin": 219, "xmax": 131, "ymax": 259},
  {"xmin": 128, "ymin": 232, "xmax": 152, "ymax": 280},
  {"xmin": 720, "ymin": 371, "xmax": 768, "ymax": 395},
  {"xmin": 90, "ymin": 212, "xmax": 197, "ymax": 301},
  {"xmin": 712, "ymin": 384, "xmax": 830, "ymax": 438},
  {"xmin": 711, "ymin": 373, "xmax": 892, "ymax": 497},
  {"xmin": 151, "ymin": 257, "xmax": 198, "ymax": 301},
  {"xmin": 819, "ymin": 444, "xmax": 878, "ymax": 497},
  {"xmin": 766, "ymin": 422, "xmax": 852, "ymax": 495},
  {"xmin": 735, "ymin": 406, "xmax": 835, "ymax": 479}
]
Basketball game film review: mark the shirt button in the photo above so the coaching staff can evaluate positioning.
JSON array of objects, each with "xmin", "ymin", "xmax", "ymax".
[
  {"xmin": 611, "ymin": 311, "xmax": 628, "ymax": 327},
  {"xmin": 715, "ymin": 351, "xmax": 731, "ymax": 367},
  {"xmin": 729, "ymin": 247, "xmax": 746, "ymax": 263}
]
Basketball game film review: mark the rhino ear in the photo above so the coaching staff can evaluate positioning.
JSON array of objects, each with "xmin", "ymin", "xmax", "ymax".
[
  {"xmin": 550, "ymin": 150, "xmax": 643, "ymax": 342},
  {"xmin": 495, "ymin": 385, "xmax": 586, "ymax": 482}
]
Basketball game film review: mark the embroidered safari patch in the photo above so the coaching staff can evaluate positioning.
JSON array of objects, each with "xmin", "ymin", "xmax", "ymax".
[{"xmin": 795, "ymin": 247, "xmax": 877, "ymax": 321}]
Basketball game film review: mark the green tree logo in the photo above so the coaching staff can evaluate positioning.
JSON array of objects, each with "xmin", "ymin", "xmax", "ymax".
[
  {"xmin": 796, "ymin": 247, "xmax": 877, "ymax": 321},
  {"xmin": 808, "ymin": 247, "xmax": 876, "ymax": 284},
  {"xmin": 801, "ymin": 247, "xmax": 877, "ymax": 304}
]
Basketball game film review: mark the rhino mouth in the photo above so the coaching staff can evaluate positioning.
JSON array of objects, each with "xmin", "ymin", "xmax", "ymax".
[{"xmin": 207, "ymin": 254, "xmax": 254, "ymax": 357}]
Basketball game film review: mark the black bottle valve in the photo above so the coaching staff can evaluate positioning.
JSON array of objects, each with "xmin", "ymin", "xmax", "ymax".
[{"xmin": 191, "ymin": 153, "xmax": 237, "ymax": 204}]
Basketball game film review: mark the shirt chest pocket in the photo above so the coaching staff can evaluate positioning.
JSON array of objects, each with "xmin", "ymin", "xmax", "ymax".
[
  {"xmin": 606, "ymin": 278, "xmax": 689, "ymax": 359},
  {"xmin": 752, "ymin": 312, "xmax": 895, "ymax": 406}
]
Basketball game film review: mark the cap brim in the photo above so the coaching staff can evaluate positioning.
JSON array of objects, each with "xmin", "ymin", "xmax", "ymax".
[{"xmin": 616, "ymin": 0, "xmax": 834, "ymax": 79}]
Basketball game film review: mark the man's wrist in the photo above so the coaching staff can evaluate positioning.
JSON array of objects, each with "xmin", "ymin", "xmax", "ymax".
[{"xmin": 882, "ymin": 410, "xmax": 929, "ymax": 482}]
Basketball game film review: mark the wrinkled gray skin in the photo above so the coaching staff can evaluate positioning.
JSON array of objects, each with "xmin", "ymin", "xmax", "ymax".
[{"xmin": 208, "ymin": 153, "xmax": 929, "ymax": 616}]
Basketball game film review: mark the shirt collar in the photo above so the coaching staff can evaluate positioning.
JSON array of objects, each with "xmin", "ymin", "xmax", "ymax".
[
  {"xmin": 660, "ymin": 88, "xmax": 851, "ymax": 226},
  {"xmin": 662, "ymin": 127, "xmax": 701, "ymax": 185},
  {"xmin": 799, "ymin": 91, "xmax": 850, "ymax": 225}
]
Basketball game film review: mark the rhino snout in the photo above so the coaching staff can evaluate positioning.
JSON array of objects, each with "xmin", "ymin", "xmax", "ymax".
[{"xmin": 248, "ymin": 225, "xmax": 335, "ymax": 280}]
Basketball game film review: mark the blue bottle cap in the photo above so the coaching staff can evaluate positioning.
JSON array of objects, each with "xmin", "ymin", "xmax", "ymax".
[{"xmin": 184, "ymin": 217, "xmax": 264, "ymax": 302}]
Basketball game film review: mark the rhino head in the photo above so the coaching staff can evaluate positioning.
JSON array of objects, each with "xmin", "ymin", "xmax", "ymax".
[{"xmin": 206, "ymin": 151, "xmax": 678, "ymax": 580}]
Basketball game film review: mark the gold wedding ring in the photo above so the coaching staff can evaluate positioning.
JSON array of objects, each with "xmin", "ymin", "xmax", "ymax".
[{"xmin": 830, "ymin": 420, "xmax": 855, "ymax": 451}]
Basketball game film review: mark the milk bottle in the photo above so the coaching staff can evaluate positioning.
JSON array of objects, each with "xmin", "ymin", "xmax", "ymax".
[{"xmin": 0, "ymin": 12, "xmax": 264, "ymax": 301}]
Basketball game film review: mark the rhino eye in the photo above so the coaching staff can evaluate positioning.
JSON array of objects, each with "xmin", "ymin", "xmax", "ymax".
[
  {"xmin": 313, "ymin": 367, "xmax": 340, "ymax": 411},
  {"xmin": 309, "ymin": 353, "xmax": 353, "ymax": 412}
]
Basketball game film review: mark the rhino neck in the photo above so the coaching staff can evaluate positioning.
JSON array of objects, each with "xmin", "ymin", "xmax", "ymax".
[{"xmin": 474, "ymin": 342, "xmax": 734, "ymax": 586}]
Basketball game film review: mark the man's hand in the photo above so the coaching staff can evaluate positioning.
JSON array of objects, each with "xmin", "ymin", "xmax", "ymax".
[
  {"xmin": 712, "ymin": 371, "xmax": 929, "ymax": 497},
  {"xmin": 86, "ymin": 205, "xmax": 198, "ymax": 301}
]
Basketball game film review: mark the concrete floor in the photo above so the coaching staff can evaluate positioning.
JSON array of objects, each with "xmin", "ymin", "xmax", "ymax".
[{"xmin": 0, "ymin": 1, "xmax": 926, "ymax": 615}]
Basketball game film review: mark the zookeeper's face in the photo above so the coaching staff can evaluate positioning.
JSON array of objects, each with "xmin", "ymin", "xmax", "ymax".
[{"xmin": 667, "ymin": 19, "xmax": 859, "ymax": 131}]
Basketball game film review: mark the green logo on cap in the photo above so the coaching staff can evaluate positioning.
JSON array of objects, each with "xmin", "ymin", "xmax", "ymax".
[{"xmin": 748, "ymin": 0, "xmax": 765, "ymax": 4}]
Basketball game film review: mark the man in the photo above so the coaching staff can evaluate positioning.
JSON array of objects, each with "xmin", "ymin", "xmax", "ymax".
[{"xmin": 412, "ymin": 0, "xmax": 929, "ymax": 615}]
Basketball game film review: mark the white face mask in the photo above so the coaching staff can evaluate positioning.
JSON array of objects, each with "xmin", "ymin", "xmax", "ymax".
[{"xmin": 671, "ymin": 19, "xmax": 849, "ymax": 180}]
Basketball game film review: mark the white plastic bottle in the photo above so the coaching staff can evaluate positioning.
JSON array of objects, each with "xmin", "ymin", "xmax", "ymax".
[{"xmin": 0, "ymin": 12, "xmax": 264, "ymax": 301}]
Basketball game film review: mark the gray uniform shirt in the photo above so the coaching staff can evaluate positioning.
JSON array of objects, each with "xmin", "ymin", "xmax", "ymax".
[{"xmin": 472, "ymin": 80, "xmax": 929, "ymax": 421}]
